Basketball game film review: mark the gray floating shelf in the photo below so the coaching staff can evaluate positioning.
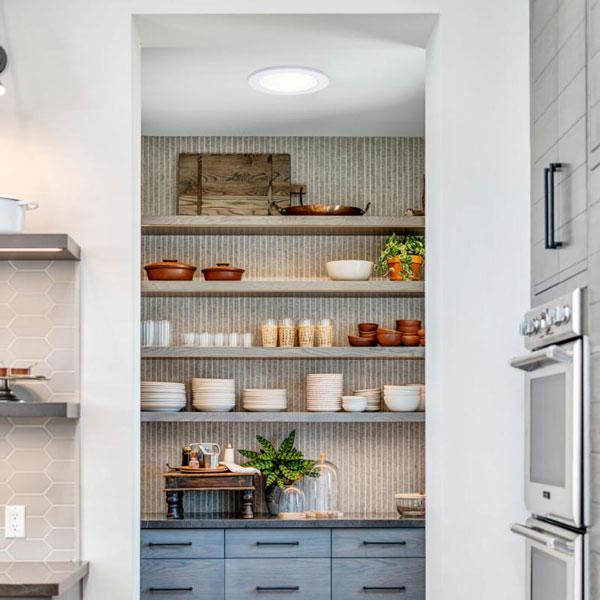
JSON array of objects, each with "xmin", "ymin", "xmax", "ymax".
[
  {"xmin": 141, "ymin": 411, "xmax": 425, "ymax": 423},
  {"xmin": 141, "ymin": 280, "xmax": 424, "ymax": 297},
  {"xmin": 0, "ymin": 402, "xmax": 80, "ymax": 418},
  {"xmin": 141, "ymin": 215, "xmax": 425, "ymax": 236},
  {"xmin": 141, "ymin": 346, "xmax": 425, "ymax": 359},
  {"xmin": 0, "ymin": 234, "xmax": 81, "ymax": 261}
]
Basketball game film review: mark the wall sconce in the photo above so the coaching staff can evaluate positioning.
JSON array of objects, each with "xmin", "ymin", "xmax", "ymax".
[{"xmin": 0, "ymin": 46, "xmax": 7, "ymax": 97}]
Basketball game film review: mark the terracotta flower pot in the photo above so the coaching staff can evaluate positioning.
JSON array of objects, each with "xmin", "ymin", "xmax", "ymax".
[{"xmin": 387, "ymin": 255, "xmax": 423, "ymax": 281}]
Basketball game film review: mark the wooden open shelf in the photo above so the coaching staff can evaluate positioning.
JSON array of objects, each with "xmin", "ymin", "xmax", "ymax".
[
  {"xmin": 141, "ymin": 280, "xmax": 424, "ymax": 297},
  {"xmin": 141, "ymin": 411, "xmax": 425, "ymax": 423},
  {"xmin": 141, "ymin": 215, "xmax": 425, "ymax": 236},
  {"xmin": 141, "ymin": 346, "xmax": 425, "ymax": 359}
]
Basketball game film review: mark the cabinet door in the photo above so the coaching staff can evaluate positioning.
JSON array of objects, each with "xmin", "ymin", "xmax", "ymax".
[
  {"xmin": 589, "ymin": 0, "xmax": 600, "ymax": 172},
  {"xmin": 531, "ymin": 0, "xmax": 588, "ymax": 301}
]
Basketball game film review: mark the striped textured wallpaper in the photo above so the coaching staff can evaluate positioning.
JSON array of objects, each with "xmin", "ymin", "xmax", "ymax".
[
  {"xmin": 141, "ymin": 136, "xmax": 425, "ymax": 515},
  {"xmin": 142, "ymin": 136, "xmax": 424, "ymax": 216}
]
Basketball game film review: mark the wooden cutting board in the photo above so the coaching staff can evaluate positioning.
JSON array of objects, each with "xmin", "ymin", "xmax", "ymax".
[{"xmin": 177, "ymin": 153, "xmax": 304, "ymax": 216}]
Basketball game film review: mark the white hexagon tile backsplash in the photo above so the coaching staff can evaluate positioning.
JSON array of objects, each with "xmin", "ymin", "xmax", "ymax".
[{"xmin": 0, "ymin": 261, "xmax": 79, "ymax": 560}]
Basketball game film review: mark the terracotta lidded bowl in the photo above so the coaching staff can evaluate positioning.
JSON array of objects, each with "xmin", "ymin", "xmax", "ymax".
[
  {"xmin": 201, "ymin": 263, "xmax": 245, "ymax": 281},
  {"xmin": 145, "ymin": 259, "xmax": 197, "ymax": 281},
  {"xmin": 348, "ymin": 335, "xmax": 375, "ymax": 347}
]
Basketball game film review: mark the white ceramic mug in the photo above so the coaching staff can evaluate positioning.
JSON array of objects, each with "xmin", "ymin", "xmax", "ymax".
[{"xmin": 0, "ymin": 197, "xmax": 39, "ymax": 233}]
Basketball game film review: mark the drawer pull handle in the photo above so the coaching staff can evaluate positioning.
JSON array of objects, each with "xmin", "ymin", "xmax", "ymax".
[
  {"xmin": 256, "ymin": 541, "xmax": 300, "ymax": 546},
  {"xmin": 256, "ymin": 586, "xmax": 300, "ymax": 592},
  {"xmin": 148, "ymin": 587, "xmax": 193, "ymax": 593},
  {"xmin": 363, "ymin": 586, "xmax": 406, "ymax": 593},
  {"xmin": 363, "ymin": 541, "xmax": 406, "ymax": 545},
  {"xmin": 148, "ymin": 542, "xmax": 193, "ymax": 547}
]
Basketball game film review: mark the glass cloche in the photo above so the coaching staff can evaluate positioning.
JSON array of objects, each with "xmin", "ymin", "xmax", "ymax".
[
  {"xmin": 307, "ymin": 453, "xmax": 341, "ymax": 517},
  {"xmin": 278, "ymin": 483, "xmax": 306, "ymax": 518}
]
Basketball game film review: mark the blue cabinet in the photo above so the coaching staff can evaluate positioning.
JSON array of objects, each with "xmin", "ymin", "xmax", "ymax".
[{"xmin": 141, "ymin": 526, "xmax": 425, "ymax": 598}]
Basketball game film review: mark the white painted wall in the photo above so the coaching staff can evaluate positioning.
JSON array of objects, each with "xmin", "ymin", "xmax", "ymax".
[{"xmin": 0, "ymin": 1, "xmax": 529, "ymax": 599}]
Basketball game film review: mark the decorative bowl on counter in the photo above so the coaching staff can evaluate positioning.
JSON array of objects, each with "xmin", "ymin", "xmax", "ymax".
[
  {"xmin": 395, "ymin": 493, "xmax": 426, "ymax": 518},
  {"xmin": 145, "ymin": 259, "xmax": 197, "ymax": 281},
  {"xmin": 376, "ymin": 328, "xmax": 402, "ymax": 346},
  {"xmin": 201, "ymin": 263, "xmax": 245, "ymax": 281},
  {"xmin": 326, "ymin": 260, "xmax": 373, "ymax": 281}
]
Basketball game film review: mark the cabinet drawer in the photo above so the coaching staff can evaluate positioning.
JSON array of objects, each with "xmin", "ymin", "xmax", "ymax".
[
  {"xmin": 332, "ymin": 528, "xmax": 425, "ymax": 558},
  {"xmin": 332, "ymin": 558, "xmax": 425, "ymax": 600},
  {"xmin": 141, "ymin": 558, "xmax": 224, "ymax": 599},
  {"xmin": 141, "ymin": 529, "xmax": 224, "ymax": 559},
  {"xmin": 225, "ymin": 558, "xmax": 330, "ymax": 600},
  {"xmin": 226, "ymin": 528, "xmax": 330, "ymax": 558}
]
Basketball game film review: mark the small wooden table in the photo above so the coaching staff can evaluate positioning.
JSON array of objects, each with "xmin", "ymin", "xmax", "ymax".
[{"xmin": 162, "ymin": 471, "xmax": 256, "ymax": 519}]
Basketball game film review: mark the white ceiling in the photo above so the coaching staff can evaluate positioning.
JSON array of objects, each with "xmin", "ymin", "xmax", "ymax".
[{"xmin": 138, "ymin": 15, "xmax": 436, "ymax": 136}]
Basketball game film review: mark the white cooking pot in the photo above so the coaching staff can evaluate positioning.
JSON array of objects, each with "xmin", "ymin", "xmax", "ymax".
[{"xmin": 0, "ymin": 197, "xmax": 39, "ymax": 233}]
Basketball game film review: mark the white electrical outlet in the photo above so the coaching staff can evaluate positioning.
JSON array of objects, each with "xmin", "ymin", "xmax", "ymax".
[{"xmin": 5, "ymin": 505, "xmax": 25, "ymax": 538}]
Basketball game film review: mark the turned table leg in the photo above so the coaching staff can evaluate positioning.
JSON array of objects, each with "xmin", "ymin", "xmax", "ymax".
[
  {"xmin": 166, "ymin": 491, "xmax": 184, "ymax": 519},
  {"xmin": 242, "ymin": 490, "xmax": 254, "ymax": 519}
]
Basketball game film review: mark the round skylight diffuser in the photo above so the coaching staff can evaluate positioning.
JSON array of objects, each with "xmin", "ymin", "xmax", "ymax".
[{"xmin": 248, "ymin": 66, "xmax": 329, "ymax": 95}]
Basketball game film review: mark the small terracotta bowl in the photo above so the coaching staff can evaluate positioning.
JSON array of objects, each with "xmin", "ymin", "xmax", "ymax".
[
  {"xmin": 396, "ymin": 319, "xmax": 421, "ymax": 329},
  {"xmin": 419, "ymin": 339, "xmax": 425, "ymax": 346},
  {"xmin": 402, "ymin": 334, "xmax": 420, "ymax": 346},
  {"xmin": 348, "ymin": 335, "xmax": 375, "ymax": 347},
  {"xmin": 376, "ymin": 328, "xmax": 402, "ymax": 346},
  {"xmin": 358, "ymin": 323, "xmax": 378, "ymax": 332},
  {"xmin": 359, "ymin": 331, "xmax": 377, "ymax": 338},
  {"xmin": 397, "ymin": 327, "xmax": 420, "ymax": 335}
]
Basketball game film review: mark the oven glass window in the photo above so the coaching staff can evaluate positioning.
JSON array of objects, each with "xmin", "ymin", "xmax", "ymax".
[
  {"xmin": 531, "ymin": 547, "xmax": 566, "ymax": 600},
  {"xmin": 530, "ymin": 374, "xmax": 566, "ymax": 487}
]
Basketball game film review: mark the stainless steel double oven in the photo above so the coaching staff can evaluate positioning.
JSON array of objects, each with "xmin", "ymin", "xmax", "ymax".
[{"xmin": 510, "ymin": 287, "xmax": 589, "ymax": 600}]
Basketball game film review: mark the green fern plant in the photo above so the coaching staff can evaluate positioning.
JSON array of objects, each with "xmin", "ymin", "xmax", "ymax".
[{"xmin": 238, "ymin": 430, "xmax": 317, "ymax": 489}]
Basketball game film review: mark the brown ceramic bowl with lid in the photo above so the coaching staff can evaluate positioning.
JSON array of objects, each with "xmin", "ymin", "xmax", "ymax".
[
  {"xmin": 145, "ymin": 259, "xmax": 197, "ymax": 281},
  {"xmin": 201, "ymin": 263, "xmax": 245, "ymax": 281}
]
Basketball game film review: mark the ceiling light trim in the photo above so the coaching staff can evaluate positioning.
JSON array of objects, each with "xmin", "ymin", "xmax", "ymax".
[{"xmin": 248, "ymin": 66, "xmax": 329, "ymax": 95}]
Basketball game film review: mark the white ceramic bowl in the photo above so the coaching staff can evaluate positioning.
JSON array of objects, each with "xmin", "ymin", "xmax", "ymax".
[
  {"xmin": 326, "ymin": 260, "xmax": 373, "ymax": 281},
  {"xmin": 383, "ymin": 396, "xmax": 420, "ymax": 412}
]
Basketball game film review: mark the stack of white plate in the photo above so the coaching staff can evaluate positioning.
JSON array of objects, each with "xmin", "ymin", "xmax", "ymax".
[
  {"xmin": 353, "ymin": 388, "xmax": 382, "ymax": 412},
  {"xmin": 141, "ymin": 381, "xmax": 186, "ymax": 412},
  {"xmin": 242, "ymin": 389, "xmax": 287, "ymax": 412},
  {"xmin": 191, "ymin": 378, "xmax": 236, "ymax": 412},
  {"xmin": 306, "ymin": 374, "xmax": 343, "ymax": 412},
  {"xmin": 383, "ymin": 385, "xmax": 423, "ymax": 412}
]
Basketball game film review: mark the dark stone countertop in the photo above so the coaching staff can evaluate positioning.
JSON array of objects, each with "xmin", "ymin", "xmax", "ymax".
[
  {"xmin": 0, "ymin": 561, "xmax": 89, "ymax": 598},
  {"xmin": 141, "ymin": 512, "xmax": 425, "ymax": 529}
]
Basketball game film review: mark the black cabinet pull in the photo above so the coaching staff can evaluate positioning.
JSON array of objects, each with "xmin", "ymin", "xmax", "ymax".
[
  {"xmin": 363, "ymin": 586, "xmax": 406, "ymax": 593},
  {"xmin": 363, "ymin": 541, "xmax": 406, "ymax": 545},
  {"xmin": 544, "ymin": 162, "xmax": 562, "ymax": 249},
  {"xmin": 148, "ymin": 587, "xmax": 193, "ymax": 593},
  {"xmin": 257, "ymin": 586, "xmax": 300, "ymax": 592},
  {"xmin": 256, "ymin": 541, "xmax": 299, "ymax": 546},
  {"xmin": 148, "ymin": 542, "xmax": 192, "ymax": 547}
]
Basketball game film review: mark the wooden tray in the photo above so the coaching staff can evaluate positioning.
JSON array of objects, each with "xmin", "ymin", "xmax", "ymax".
[{"xmin": 178, "ymin": 465, "xmax": 228, "ymax": 474}]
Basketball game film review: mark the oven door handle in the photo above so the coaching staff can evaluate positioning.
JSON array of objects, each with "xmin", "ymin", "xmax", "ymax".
[
  {"xmin": 510, "ymin": 345, "xmax": 573, "ymax": 371},
  {"xmin": 510, "ymin": 523, "xmax": 575, "ymax": 555}
]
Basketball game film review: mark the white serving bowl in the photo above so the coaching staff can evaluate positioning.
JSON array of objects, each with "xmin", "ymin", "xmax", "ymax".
[
  {"xmin": 326, "ymin": 260, "xmax": 373, "ymax": 281},
  {"xmin": 383, "ymin": 396, "xmax": 420, "ymax": 412}
]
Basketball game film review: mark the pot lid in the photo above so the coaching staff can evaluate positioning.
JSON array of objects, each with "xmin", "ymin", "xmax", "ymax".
[
  {"xmin": 0, "ymin": 197, "xmax": 22, "ymax": 202},
  {"xmin": 145, "ymin": 259, "xmax": 197, "ymax": 271},
  {"xmin": 201, "ymin": 262, "xmax": 244, "ymax": 273}
]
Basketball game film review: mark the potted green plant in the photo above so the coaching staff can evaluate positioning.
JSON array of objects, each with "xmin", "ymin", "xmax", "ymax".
[
  {"xmin": 238, "ymin": 430, "xmax": 317, "ymax": 515},
  {"xmin": 374, "ymin": 233, "xmax": 425, "ymax": 281}
]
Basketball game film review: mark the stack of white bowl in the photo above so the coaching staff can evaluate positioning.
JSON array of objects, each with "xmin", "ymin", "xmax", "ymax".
[
  {"xmin": 306, "ymin": 374, "xmax": 343, "ymax": 412},
  {"xmin": 383, "ymin": 385, "xmax": 423, "ymax": 412},
  {"xmin": 141, "ymin": 382, "xmax": 186, "ymax": 412},
  {"xmin": 242, "ymin": 389, "xmax": 287, "ymax": 412},
  {"xmin": 191, "ymin": 378, "xmax": 236, "ymax": 412},
  {"xmin": 342, "ymin": 395, "xmax": 367, "ymax": 412},
  {"xmin": 353, "ymin": 388, "xmax": 382, "ymax": 412}
]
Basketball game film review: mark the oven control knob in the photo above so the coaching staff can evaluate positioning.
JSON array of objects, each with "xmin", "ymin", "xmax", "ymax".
[
  {"xmin": 546, "ymin": 308, "xmax": 556, "ymax": 325},
  {"xmin": 563, "ymin": 305, "xmax": 571, "ymax": 323},
  {"xmin": 554, "ymin": 305, "xmax": 566, "ymax": 325},
  {"xmin": 526, "ymin": 319, "xmax": 539, "ymax": 335},
  {"xmin": 519, "ymin": 320, "xmax": 528, "ymax": 336},
  {"xmin": 539, "ymin": 318, "xmax": 548, "ymax": 334}
]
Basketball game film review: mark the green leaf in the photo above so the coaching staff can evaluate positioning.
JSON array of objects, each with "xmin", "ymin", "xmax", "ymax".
[
  {"xmin": 237, "ymin": 449, "xmax": 261, "ymax": 460},
  {"xmin": 256, "ymin": 435, "xmax": 276, "ymax": 458},
  {"xmin": 266, "ymin": 473, "xmax": 277, "ymax": 487},
  {"xmin": 277, "ymin": 430, "xmax": 296, "ymax": 456}
]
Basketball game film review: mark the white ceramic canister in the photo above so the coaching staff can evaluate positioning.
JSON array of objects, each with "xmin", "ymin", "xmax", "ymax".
[{"xmin": 0, "ymin": 197, "xmax": 39, "ymax": 233}]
